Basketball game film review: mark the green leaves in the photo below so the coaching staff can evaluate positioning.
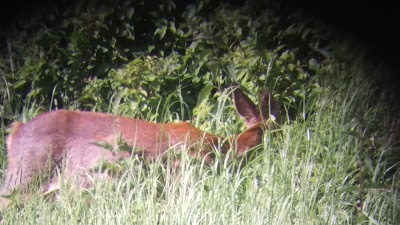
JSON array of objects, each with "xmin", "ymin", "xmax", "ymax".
[
  {"xmin": 196, "ymin": 83, "xmax": 213, "ymax": 108},
  {"xmin": 155, "ymin": 25, "xmax": 167, "ymax": 39},
  {"xmin": 1, "ymin": 0, "xmax": 331, "ymax": 122}
]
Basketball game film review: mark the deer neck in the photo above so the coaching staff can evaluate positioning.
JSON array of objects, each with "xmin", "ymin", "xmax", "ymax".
[
  {"xmin": 209, "ymin": 123, "xmax": 266, "ymax": 157},
  {"xmin": 234, "ymin": 123, "xmax": 265, "ymax": 155}
]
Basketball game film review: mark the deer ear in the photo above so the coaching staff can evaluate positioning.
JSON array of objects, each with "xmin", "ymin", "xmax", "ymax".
[
  {"xmin": 233, "ymin": 89, "xmax": 260, "ymax": 128},
  {"xmin": 259, "ymin": 90, "xmax": 281, "ymax": 123}
]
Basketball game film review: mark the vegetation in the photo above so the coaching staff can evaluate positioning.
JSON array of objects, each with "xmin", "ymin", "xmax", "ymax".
[{"xmin": 0, "ymin": 0, "xmax": 398, "ymax": 224}]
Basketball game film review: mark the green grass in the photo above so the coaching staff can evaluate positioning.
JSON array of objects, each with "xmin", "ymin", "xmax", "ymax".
[
  {"xmin": 0, "ymin": 0, "xmax": 398, "ymax": 223},
  {"xmin": 1, "ymin": 76, "xmax": 399, "ymax": 224}
]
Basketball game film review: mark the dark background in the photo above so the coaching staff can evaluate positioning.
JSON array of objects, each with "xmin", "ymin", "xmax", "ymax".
[{"xmin": 1, "ymin": 0, "xmax": 398, "ymax": 94}]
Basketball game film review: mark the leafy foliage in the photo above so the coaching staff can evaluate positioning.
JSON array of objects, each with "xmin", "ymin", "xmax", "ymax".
[{"xmin": 1, "ymin": 0, "xmax": 330, "ymax": 123}]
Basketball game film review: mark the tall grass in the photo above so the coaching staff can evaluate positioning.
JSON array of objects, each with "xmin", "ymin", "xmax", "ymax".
[{"xmin": 1, "ymin": 73, "xmax": 399, "ymax": 224}]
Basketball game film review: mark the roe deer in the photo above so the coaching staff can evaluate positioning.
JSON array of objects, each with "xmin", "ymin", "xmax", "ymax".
[{"xmin": 0, "ymin": 88, "xmax": 280, "ymax": 208}]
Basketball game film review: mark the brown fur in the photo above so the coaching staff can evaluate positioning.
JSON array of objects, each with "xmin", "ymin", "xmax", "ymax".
[{"xmin": 0, "ymin": 89, "xmax": 280, "ymax": 209}]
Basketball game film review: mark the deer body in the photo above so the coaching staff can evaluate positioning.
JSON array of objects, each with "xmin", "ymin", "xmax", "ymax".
[{"xmin": 0, "ymin": 89, "xmax": 280, "ymax": 208}]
